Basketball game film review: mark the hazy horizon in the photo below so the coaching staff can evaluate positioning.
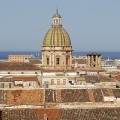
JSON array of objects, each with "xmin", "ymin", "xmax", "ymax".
[{"xmin": 0, "ymin": 0, "xmax": 120, "ymax": 51}]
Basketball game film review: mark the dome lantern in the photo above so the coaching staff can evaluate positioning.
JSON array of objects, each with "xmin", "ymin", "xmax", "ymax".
[{"xmin": 52, "ymin": 9, "xmax": 62, "ymax": 26}]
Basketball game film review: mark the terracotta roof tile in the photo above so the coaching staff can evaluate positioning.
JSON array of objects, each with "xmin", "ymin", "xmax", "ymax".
[
  {"xmin": 12, "ymin": 76, "xmax": 38, "ymax": 81},
  {"xmin": 34, "ymin": 109, "xmax": 61, "ymax": 119},
  {"xmin": 113, "ymin": 75, "xmax": 120, "ymax": 80},
  {"xmin": 72, "ymin": 58, "xmax": 87, "ymax": 64},
  {"xmin": 6, "ymin": 89, "xmax": 44, "ymax": 105},
  {"xmin": 0, "ymin": 62, "xmax": 41, "ymax": 70}
]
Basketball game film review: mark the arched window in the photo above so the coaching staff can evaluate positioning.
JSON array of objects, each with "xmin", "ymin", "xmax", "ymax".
[
  {"xmin": 59, "ymin": 19, "xmax": 61, "ymax": 25},
  {"xmin": 56, "ymin": 58, "xmax": 60, "ymax": 65},
  {"xmin": 56, "ymin": 19, "xmax": 58, "ymax": 25},
  {"xmin": 66, "ymin": 57, "xmax": 69, "ymax": 65},
  {"xmin": 47, "ymin": 58, "xmax": 49, "ymax": 65}
]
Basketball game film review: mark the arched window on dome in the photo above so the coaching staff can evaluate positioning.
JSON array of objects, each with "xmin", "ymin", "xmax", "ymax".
[
  {"xmin": 56, "ymin": 19, "xmax": 58, "ymax": 25},
  {"xmin": 66, "ymin": 57, "xmax": 69, "ymax": 65},
  {"xmin": 54, "ymin": 19, "xmax": 55, "ymax": 25},
  {"xmin": 46, "ymin": 57, "xmax": 49, "ymax": 65},
  {"xmin": 59, "ymin": 19, "xmax": 60, "ymax": 25},
  {"xmin": 56, "ymin": 58, "xmax": 60, "ymax": 65}
]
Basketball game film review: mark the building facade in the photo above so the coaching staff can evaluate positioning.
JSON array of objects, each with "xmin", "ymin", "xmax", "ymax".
[
  {"xmin": 8, "ymin": 55, "xmax": 33, "ymax": 63},
  {"xmin": 41, "ymin": 9, "xmax": 72, "ymax": 71}
]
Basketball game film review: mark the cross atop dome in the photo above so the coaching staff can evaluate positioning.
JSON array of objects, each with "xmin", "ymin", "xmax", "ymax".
[{"xmin": 52, "ymin": 8, "xmax": 62, "ymax": 18}]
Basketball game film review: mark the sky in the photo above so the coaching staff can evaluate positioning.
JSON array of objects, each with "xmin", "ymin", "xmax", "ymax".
[{"xmin": 0, "ymin": 0, "xmax": 120, "ymax": 52}]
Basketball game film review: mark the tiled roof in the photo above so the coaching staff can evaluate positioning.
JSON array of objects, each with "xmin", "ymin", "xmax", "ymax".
[
  {"xmin": 113, "ymin": 75, "xmax": 120, "ymax": 80},
  {"xmin": 45, "ymin": 89, "xmax": 103, "ymax": 103},
  {"xmin": 85, "ymin": 75, "xmax": 116, "ymax": 83},
  {"xmin": 12, "ymin": 76, "xmax": 38, "ymax": 81},
  {"xmin": 34, "ymin": 109, "xmax": 60, "ymax": 119},
  {"xmin": 0, "ymin": 62, "xmax": 41, "ymax": 70},
  {"xmin": 68, "ymin": 77, "xmax": 76, "ymax": 80},
  {"xmin": 1, "ymin": 108, "xmax": 120, "ymax": 120},
  {"xmin": 72, "ymin": 58, "xmax": 87, "ymax": 64},
  {"xmin": 29, "ymin": 59, "xmax": 42, "ymax": 64},
  {"xmin": 0, "ymin": 78, "xmax": 13, "ymax": 82},
  {"xmin": 8, "ymin": 54, "xmax": 32, "ymax": 56},
  {"xmin": 6, "ymin": 89, "xmax": 44, "ymax": 105},
  {"xmin": 61, "ymin": 108, "xmax": 120, "ymax": 120},
  {"xmin": 87, "ymin": 52, "xmax": 101, "ymax": 56},
  {"xmin": 0, "ymin": 88, "xmax": 120, "ymax": 106}
]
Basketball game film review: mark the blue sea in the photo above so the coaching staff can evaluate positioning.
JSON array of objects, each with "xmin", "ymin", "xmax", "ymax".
[{"xmin": 0, "ymin": 51, "xmax": 120, "ymax": 60}]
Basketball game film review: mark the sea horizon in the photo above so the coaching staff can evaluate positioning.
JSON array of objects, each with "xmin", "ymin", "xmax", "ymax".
[{"xmin": 0, "ymin": 51, "xmax": 120, "ymax": 60}]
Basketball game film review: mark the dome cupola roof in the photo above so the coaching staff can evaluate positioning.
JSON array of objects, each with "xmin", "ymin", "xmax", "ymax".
[
  {"xmin": 43, "ymin": 26, "xmax": 71, "ymax": 46},
  {"xmin": 43, "ymin": 9, "xmax": 71, "ymax": 47}
]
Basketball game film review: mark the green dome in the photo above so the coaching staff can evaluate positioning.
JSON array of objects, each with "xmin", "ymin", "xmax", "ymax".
[{"xmin": 43, "ymin": 26, "xmax": 71, "ymax": 46}]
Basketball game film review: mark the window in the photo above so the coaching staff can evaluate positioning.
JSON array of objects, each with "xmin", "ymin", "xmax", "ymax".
[
  {"xmin": 35, "ymin": 72, "xmax": 37, "ymax": 74},
  {"xmin": 44, "ymin": 114, "xmax": 48, "ymax": 120},
  {"xmin": 57, "ymin": 79, "xmax": 60, "ymax": 85},
  {"xmin": 51, "ymin": 79, "xmax": 54, "ymax": 85},
  {"xmin": 9, "ymin": 83, "xmax": 12, "ymax": 88},
  {"xmin": 66, "ymin": 57, "xmax": 69, "ymax": 65},
  {"xmin": 56, "ymin": 58, "xmax": 60, "ymax": 65},
  {"xmin": 93, "ymin": 56, "xmax": 96, "ymax": 61},
  {"xmin": 56, "ymin": 19, "xmax": 58, "ymax": 25},
  {"xmin": 8, "ymin": 72, "xmax": 10, "ymax": 74},
  {"xmin": 80, "ymin": 82, "xmax": 83, "ymax": 85},
  {"xmin": 47, "ymin": 58, "xmax": 49, "ymax": 65},
  {"xmin": 1, "ymin": 83, "xmax": 4, "ymax": 88},
  {"xmin": 21, "ymin": 72, "xmax": 24, "ymax": 74},
  {"xmin": 29, "ymin": 82, "xmax": 32, "ymax": 87},
  {"xmin": 63, "ymin": 79, "xmax": 66, "ymax": 85}
]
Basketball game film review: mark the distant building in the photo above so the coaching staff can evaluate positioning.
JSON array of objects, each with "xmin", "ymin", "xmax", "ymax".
[
  {"xmin": 8, "ymin": 54, "xmax": 34, "ymax": 63},
  {"xmin": 0, "ymin": 62, "xmax": 40, "ymax": 70}
]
